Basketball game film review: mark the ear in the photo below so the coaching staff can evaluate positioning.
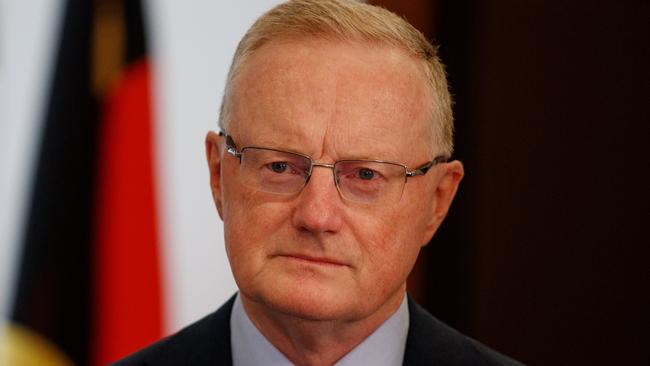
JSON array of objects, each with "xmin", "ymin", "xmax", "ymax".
[
  {"xmin": 422, "ymin": 160, "xmax": 464, "ymax": 244},
  {"xmin": 205, "ymin": 131, "xmax": 225, "ymax": 220}
]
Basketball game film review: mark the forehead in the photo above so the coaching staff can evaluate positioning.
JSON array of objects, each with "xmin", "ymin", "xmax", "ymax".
[{"xmin": 229, "ymin": 38, "xmax": 433, "ymax": 161}]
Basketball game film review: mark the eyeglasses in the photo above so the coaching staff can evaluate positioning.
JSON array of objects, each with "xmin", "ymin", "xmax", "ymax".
[{"xmin": 218, "ymin": 131, "xmax": 448, "ymax": 205}]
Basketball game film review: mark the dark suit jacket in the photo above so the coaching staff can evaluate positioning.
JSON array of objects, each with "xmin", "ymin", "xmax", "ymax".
[{"xmin": 114, "ymin": 295, "xmax": 522, "ymax": 365}]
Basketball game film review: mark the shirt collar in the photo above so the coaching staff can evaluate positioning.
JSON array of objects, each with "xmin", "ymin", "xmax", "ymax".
[{"xmin": 230, "ymin": 293, "xmax": 410, "ymax": 366}]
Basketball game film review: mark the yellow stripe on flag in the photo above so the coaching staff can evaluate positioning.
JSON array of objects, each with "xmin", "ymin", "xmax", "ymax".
[{"xmin": 0, "ymin": 323, "xmax": 73, "ymax": 366}]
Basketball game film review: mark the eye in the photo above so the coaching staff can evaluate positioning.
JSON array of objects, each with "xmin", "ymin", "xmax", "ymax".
[
  {"xmin": 358, "ymin": 168, "xmax": 376, "ymax": 180},
  {"xmin": 270, "ymin": 161, "xmax": 288, "ymax": 173}
]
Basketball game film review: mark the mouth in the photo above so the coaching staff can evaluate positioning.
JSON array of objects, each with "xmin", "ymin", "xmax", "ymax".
[{"xmin": 276, "ymin": 253, "xmax": 347, "ymax": 267}]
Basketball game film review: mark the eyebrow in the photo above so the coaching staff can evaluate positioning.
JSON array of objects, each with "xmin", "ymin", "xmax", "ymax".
[{"xmin": 223, "ymin": 130, "xmax": 417, "ymax": 165}]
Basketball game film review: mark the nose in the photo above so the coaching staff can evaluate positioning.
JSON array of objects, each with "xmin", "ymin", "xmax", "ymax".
[{"xmin": 291, "ymin": 166, "xmax": 343, "ymax": 234}]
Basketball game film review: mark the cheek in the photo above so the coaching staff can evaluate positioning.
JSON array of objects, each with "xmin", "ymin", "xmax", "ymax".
[
  {"xmin": 351, "ymin": 206, "xmax": 424, "ymax": 288},
  {"xmin": 221, "ymin": 177, "xmax": 295, "ymax": 272},
  {"xmin": 221, "ymin": 163, "xmax": 281, "ymax": 238},
  {"xmin": 220, "ymin": 172, "xmax": 273, "ymax": 270}
]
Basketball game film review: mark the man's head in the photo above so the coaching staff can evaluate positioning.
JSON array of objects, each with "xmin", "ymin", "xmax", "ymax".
[
  {"xmin": 206, "ymin": 0, "xmax": 463, "ymax": 323},
  {"xmin": 219, "ymin": 0, "xmax": 454, "ymax": 157}
]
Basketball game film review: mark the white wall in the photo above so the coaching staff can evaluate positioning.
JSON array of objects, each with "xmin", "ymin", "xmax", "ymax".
[{"xmin": 0, "ymin": 0, "xmax": 282, "ymax": 335}]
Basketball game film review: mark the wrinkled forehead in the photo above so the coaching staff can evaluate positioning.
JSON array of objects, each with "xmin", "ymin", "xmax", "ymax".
[{"xmin": 227, "ymin": 38, "xmax": 434, "ymax": 159}]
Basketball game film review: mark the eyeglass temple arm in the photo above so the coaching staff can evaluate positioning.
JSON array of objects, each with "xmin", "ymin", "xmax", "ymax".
[
  {"xmin": 218, "ymin": 130, "xmax": 242, "ymax": 158},
  {"xmin": 406, "ymin": 156, "xmax": 449, "ymax": 177}
]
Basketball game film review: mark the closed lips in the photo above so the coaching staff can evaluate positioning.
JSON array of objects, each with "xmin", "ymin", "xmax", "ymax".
[{"xmin": 279, "ymin": 254, "xmax": 347, "ymax": 266}]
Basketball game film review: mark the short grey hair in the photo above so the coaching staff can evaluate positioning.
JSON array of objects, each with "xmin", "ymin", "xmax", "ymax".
[{"xmin": 218, "ymin": 0, "xmax": 454, "ymax": 155}]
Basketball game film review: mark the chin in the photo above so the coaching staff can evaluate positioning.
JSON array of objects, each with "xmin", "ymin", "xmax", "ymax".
[
  {"xmin": 269, "ymin": 293, "xmax": 354, "ymax": 321},
  {"xmin": 254, "ymin": 279, "xmax": 362, "ymax": 321}
]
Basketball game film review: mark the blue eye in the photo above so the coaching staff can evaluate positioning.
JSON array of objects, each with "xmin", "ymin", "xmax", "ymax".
[
  {"xmin": 270, "ymin": 161, "xmax": 288, "ymax": 173},
  {"xmin": 358, "ymin": 168, "xmax": 375, "ymax": 180}
]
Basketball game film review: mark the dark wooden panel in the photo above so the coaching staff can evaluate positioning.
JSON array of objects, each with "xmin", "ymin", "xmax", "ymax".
[{"xmin": 371, "ymin": 0, "xmax": 648, "ymax": 364}]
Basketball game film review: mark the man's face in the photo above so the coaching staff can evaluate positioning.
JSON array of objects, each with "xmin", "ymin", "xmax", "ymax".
[{"xmin": 207, "ymin": 39, "xmax": 462, "ymax": 321}]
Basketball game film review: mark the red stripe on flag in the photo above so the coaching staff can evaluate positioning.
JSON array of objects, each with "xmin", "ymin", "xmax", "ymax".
[{"xmin": 92, "ymin": 59, "xmax": 163, "ymax": 365}]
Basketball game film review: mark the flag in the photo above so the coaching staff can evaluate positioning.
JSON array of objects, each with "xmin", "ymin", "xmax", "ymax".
[{"xmin": 4, "ymin": 0, "xmax": 163, "ymax": 364}]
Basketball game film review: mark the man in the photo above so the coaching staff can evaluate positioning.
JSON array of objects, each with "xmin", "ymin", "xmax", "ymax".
[{"xmin": 117, "ymin": 0, "xmax": 522, "ymax": 365}]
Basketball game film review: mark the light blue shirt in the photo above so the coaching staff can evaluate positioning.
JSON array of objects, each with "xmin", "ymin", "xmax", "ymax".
[{"xmin": 230, "ymin": 293, "xmax": 409, "ymax": 366}]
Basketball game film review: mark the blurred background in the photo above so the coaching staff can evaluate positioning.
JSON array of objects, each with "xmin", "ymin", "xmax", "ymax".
[{"xmin": 1, "ymin": 0, "xmax": 647, "ymax": 365}]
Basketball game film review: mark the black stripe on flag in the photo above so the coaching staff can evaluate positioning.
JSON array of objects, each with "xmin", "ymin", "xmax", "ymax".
[{"xmin": 10, "ymin": 0, "xmax": 97, "ymax": 364}]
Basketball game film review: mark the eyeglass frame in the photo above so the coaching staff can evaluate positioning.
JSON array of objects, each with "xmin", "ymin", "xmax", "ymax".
[{"xmin": 217, "ymin": 130, "xmax": 449, "ymax": 200}]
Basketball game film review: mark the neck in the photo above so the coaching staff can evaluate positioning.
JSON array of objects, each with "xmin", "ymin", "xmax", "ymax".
[{"xmin": 240, "ymin": 289, "xmax": 406, "ymax": 366}]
